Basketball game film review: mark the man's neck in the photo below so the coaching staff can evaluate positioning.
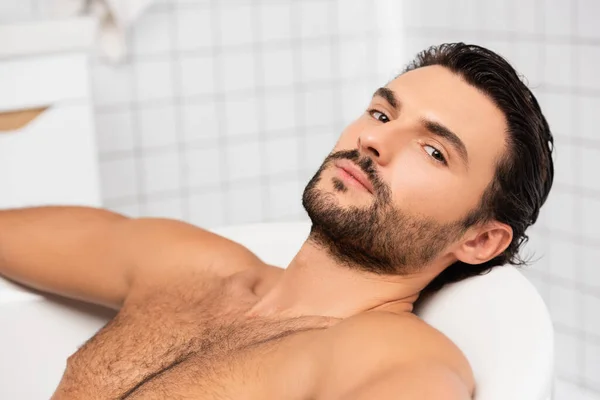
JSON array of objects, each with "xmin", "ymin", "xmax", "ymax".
[{"xmin": 246, "ymin": 238, "xmax": 445, "ymax": 320}]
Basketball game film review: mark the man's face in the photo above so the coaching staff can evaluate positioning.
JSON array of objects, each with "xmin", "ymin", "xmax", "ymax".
[{"xmin": 302, "ymin": 65, "xmax": 508, "ymax": 275}]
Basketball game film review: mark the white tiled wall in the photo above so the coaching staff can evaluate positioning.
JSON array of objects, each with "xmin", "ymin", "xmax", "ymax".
[
  {"xmin": 397, "ymin": 0, "xmax": 599, "ymax": 396},
  {"xmin": 1, "ymin": 0, "xmax": 599, "ymax": 397}
]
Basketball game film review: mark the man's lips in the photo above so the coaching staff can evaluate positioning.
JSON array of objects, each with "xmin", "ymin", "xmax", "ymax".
[{"xmin": 333, "ymin": 160, "xmax": 374, "ymax": 193}]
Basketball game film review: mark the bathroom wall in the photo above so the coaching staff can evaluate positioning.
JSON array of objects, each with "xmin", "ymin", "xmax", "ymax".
[
  {"xmin": 1, "ymin": 0, "xmax": 598, "ymax": 398},
  {"xmin": 401, "ymin": 1, "xmax": 600, "ymax": 396}
]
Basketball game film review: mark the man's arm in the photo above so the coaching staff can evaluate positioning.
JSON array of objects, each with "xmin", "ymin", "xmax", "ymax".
[
  {"xmin": 345, "ymin": 362, "xmax": 472, "ymax": 400},
  {"xmin": 0, "ymin": 206, "xmax": 263, "ymax": 309}
]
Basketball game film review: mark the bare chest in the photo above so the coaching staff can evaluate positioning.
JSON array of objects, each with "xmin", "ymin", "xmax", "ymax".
[{"xmin": 55, "ymin": 274, "xmax": 333, "ymax": 400}]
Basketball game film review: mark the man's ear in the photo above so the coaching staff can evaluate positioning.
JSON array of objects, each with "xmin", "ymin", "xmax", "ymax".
[{"xmin": 454, "ymin": 221, "xmax": 513, "ymax": 265}]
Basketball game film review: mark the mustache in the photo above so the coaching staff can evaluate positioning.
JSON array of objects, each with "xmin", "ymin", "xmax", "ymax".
[{"xmin": 324, "ymin": 149, "xmax": 390, "ymax": 200}]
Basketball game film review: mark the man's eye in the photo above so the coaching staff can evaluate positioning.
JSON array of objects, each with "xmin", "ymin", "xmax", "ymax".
[
  {"xmin": 424, "ymin": 145, "xmax": 447, "ymax": 164},
  {"xmin": 368, "ymin": 109, "xmax": 390, "ymax": 123}
]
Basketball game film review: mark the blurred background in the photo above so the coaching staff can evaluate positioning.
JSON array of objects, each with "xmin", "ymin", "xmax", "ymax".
[{"xmin": 0, "ymin": 0, "xmax": 598, "ymax": 398}]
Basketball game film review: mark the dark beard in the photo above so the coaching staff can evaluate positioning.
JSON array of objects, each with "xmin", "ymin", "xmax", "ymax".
[{"xmin": 302, "ymin": 149, "xmax": 466, "ymax": 275}]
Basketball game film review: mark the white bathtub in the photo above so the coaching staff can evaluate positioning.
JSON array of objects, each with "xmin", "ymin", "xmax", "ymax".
[{"xmin": 0, "ymin": 222, "xmax": 553, "ymax": 399}]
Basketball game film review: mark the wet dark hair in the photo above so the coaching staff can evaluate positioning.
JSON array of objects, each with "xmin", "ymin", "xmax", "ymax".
[{"xmin": 405, "ymin": 43, "xmax": 555, "ymax": 293}]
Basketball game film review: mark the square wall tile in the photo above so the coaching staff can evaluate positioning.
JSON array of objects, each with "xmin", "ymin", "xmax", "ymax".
[
  {"xmin": 537, "ymin": 92, "xmax": 573, "ymax": 138},
  {"xmin": 511, "ymin": 0, "xmax": 539, "ymax": 34},
  {"xmin": 339, "ymin": 39, "xmax": 369, "ymax": 80},
  {"xmin": 584, "ymin": 293, "xmax": 600, "ymax": 336},
  {"xmin": 577, "ymin": 44, "xmax": 600, "ymax": 91},
  {"xmin": 174, "ymin": 6, "xmax": 213, "ymax": 51},
  {"xmin": 141, "ymin": 151, "xmax": 181, "ymax": 194},
  {"xmin": 548, "ymin": 283, "xmax": 580, "ymax": 329},
  {"xmin": 374, "ymin": 0, "xmax": 405, "ymax": 34},
  {"xmin": 303, "ymin": 127, "xmax": 336, "ymax": 171},
  {"xmin": 219, "ymin": 4, "xmax": 254, "ymax": 46},
  {"xmin": 482, "ymin": 1, "xmax": 510, "ymax": 32},
  {"xmin": 554, "ymin": 330, "xmax": 582, "ymax": 379},
  {"xmin": 543, "ymin": 43, "xmax": 574, "ymax": 87},
  {"xmin": 0, "ymin": 0, "xmax": 33, "ymax": 21},
  {"xmin": 259, "ymin": 3, "xmax": 292, "ymax": 42},
  {"xmin": 220, "ymin": 50, "xmax": 257, "ymax": 92},
  {"xmin": 143, "ymin": 197, "xmax": 184, "ymax": 220},
  {"xmin": 548, "ymin": 237, "xmax": 578, "ymax": 282},
  {"xmin": 581, "ymin": 197, "xmax": 600, "ymax": 242},
  {"xmin": 300, "ymin": 42, "xmax": 334, "ymax": 83},
  {"xmin": 265, "ymin": 136, "xmax": 299, "ymax": 175},
  {"xmin": 132, "ymin": 10, "xmax": 172, "ymax": 56},
  {"xmin": 580, "ymin": 95, "xmax": 600, "ymax": 142},
  {"xmin": 95, "ymin": 110, "xmax": 135, "ymax": 153},
  {"xmin": 376, "ymin": 35, "xmax": 408, "ymax": 77},
  {"xmin": 181, "ymin": 101, "xmax": 220, "ymax": 143},
  {"xmin": 228, "ymin": 183, "xmax": 264, "ymax": 224},
  {"xmin": 261, "ymin": 47, "xmax": 295, "ymax": 87},
  {"xmin": 185, "ymin": 146, "xmax": 222, "ymax": 188},
  {"xmin": 414, "ymin": 0, "xmax": 452, "ymax": 29},
  {"xmin": 100, "ymin": 157, "xmax": 139, "ymax": 200},
  {"xmin": 553, "ymin": 142, "xmax": 576, "ymax": 187},
  {"xmin": 264, "ymin": 91, "xmax": 297, "ymax": 133},
  {"xmin": 582, "ymin": 245, "xmax": 600, "ymax": 290},
  {"xmin": 537, "ymin": 190, "xmax": 576, "ymax": 234},
  {"xmin": 400, "ymin": 1, "xmax": 423, "ymax": 29},
  {"xmin": 554, "ymin": 379, "xmax": 597, "ymax": 400},
  {"xmin": 336, "ymin": 0, "xmax": 372, "ymax": 35},
  {"xmin": 584, "ymin": 341, "xmax": 600, "ymax": 389},
  {"xmin": 226, "ymin": 141, "xmax": 262, "ymax": 181},
  {"xmin": 444, "ymin": 0, "xmax": 482, "ymax": 31},
  {"xmin": 512, "ymin": 42, "xmax": 542, "ymax": 88},
  {"xmin": 189, "ymin": 190, "xmax": 225, "ymax": 228},
  {"xmin": 223, "ymin": 96, "xmax": 260, "ymax": 138},
  {"xmin": 135, "ymin": 59, "xmax": 174, "ymax": 102},
  {"xmin": 303, "ymin": 87, "xmax": 336, "ymax": 127},
  {"xmin": 340, "ymin": 81, "xmax": 373, "ymax": 125},
  {"xmin": 297, "ymin": 1, "xmax": 331, "ymax": 38},
  {"xmin": 91, "ymin": 63, "xmax": 134, "ymax": 106},
  {"xmin": 581, "ymin": 147, "xmax": 600, "ymax": 192},
  {"xmin": 178, "ymin": 55, "xmax": 215, "ymax": 97},
  {"xmin": 268, "ymin": 178, "xmax": 304, "ymax": 220},
  {"xmin": 138, "ymin": 104, "xmax": 178, "ymax": 149},
  {"xmin": 577, "ymin": 0, "xmax": 600, "ymax": 39},
  {"xmin": 543, "ymin": 0, "xmax": 572, "ymax": 36}
]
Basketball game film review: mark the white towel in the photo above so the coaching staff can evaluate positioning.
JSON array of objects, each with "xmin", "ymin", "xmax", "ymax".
[{"xmin": 50, "ymin": 0, "xmax": 156, "ymax": 63}]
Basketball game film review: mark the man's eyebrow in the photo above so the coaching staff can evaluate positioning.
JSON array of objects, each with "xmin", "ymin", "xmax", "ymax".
[
  {"xmin": 373, "ymin": 87, "xmax": 400, "ymax": 110},
  {"xmin": 421, "ymin": 119, "xmax": 469, "ymax": 166},
  {"xmin": 373, "ymin": 86, "xmax": 469, "ymax": 166}
]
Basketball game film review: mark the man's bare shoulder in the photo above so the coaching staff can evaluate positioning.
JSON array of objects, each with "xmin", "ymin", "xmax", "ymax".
[
  {"xmin": 123, "ymin": 218, "xmax": 279, "ymax": 295},
  {"xmin": 314, "ymin": 310, "xmax": 474, "ymax": 398}
]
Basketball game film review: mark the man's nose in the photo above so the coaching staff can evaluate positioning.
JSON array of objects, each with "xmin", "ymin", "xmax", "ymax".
[{"xmin": 357, "ymin": 125, "xmax": 399, "ymax": 166}]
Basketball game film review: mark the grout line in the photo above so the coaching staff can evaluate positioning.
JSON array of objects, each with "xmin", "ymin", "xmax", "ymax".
[
  {"xmin": 103, "ymin": 169, "xmax": 310, "ymax": 206},
  {"xmin": 525, "ymin": 268, "xmax": 600, "ymax": 300},
  {"xmin": 290, "ymin": 1, "xmax": 306, "ymax": 197},
  {"xmin": 86, "ymin": 27, "xmax": 600, "ymax": 66},
  {"xmin": 209, "ymin": 0, "xmax": 230, "ymax": 226},
  {"xmin": 554, "ymin": 375, "xmax": 600, "ymax": 396},
  {"xmin": 329, "ymin": 0, "xmax": 343, "ymax": 157},
  {"xmin": 97, "ymin": 122, "xmax": 345, "ymax": 161},
  {"xmin": 127, "ymin": 26, "xmax": 148, "ymax": 215},
  {"xmin": 168, "ymin": 2, "xmax": 190, "ymax": 221},
  {"xmin": 569, "ymin": 0, "xmax": 587, "ymax": 386},
  {"xmin": 252, "ymin": 1, "xmax": 269, "ymax": 222},
  {"xmin": 534, "ymin": 0, "xmax": 551, "ymax": 304},
  {"xmin": 92, "ymin": 80, "xmax": 600, "ymax": 115},
  {"xmin": 554, "ymin": 321, "xmax": 600, "ymax": 348}
]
